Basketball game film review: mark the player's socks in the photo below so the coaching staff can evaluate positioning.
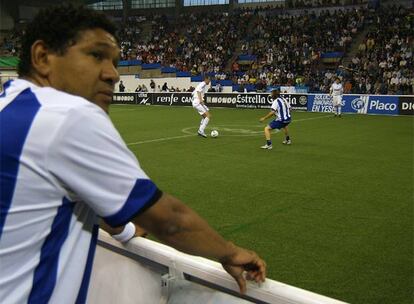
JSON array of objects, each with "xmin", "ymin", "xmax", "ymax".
[
  {"xmin": 338, "ymin": 107, "xmax": 342, "ymax": 115},
  {"xmin": 198, "ymin": 118, "xmax": 205, "ymax": 134},
  {"xmin": 283, "ymin": 136, "xmax": 291, "ymax": 145},
  {"xmin": 200, "ymin": 117, "xmax": 210, "ymax": 134},
  {"xmin": 266, "ymin": 140, "xmax": 272, "ymax": 146}
]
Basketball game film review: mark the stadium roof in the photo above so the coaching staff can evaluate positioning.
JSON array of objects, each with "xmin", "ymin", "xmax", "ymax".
[{"xmin": 3, "ymin": 0, "xmax": 102, "ymax": 6}]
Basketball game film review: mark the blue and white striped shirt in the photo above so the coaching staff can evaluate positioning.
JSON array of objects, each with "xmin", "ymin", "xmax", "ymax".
[
  {"xmin": 271, "ymin": 97, "xmax": 291, "ymax": 122},
  {"xmin": 0, "ymin": 79, "xmax": 161, "ymax": 303}
]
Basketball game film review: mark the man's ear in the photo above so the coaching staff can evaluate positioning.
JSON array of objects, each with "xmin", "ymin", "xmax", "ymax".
[{"xmin": 30, "ymin": 40, "xmax": 54, "ymax": 77}]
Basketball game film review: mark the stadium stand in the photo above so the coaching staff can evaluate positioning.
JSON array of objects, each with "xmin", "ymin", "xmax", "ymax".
[
  {"xmin": 0, "ymin": 29, "xmax": 22, "ymax": 57},
  {"xmin": 234, "ymin": 7, "xmax": 368, "ymax": 92},
  {"xmin": 120, "ymin": 11, "xmax": 254, "ymax": 76},
  {"xmin": 113, "ymin": 4, "xmax": 413, "ymax": 94},
  {"xmin": 345, "ymin": 6, "xmax": 413, "ymax": 94},
  {"xmin": 0, "ymin": 1, "xmax": 412, "ymax": 95}
]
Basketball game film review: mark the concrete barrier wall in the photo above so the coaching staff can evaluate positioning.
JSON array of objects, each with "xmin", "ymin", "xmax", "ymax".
[{"xmin": 88, "ymin": 231, "xmax": 348, "ymax": 304}]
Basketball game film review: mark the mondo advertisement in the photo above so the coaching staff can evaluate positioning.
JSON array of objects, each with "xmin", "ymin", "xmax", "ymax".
[
  {"xmin": 112, "ymin": 93, "xmax": 137, "ymax": 104},
  {"xmin": 205, "ymin": 93, "xmax": 271, "ymax": 109},
  {"xmin": 398, "ymin": 96, "xmax": 414, "ymax": 115}
]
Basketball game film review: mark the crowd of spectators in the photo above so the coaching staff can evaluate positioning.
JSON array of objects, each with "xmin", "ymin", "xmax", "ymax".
[
  {"xmin": 119, "ymin": 11, "xmax": 254, "ymax": 75},
  {"xmin": 118, "ymin": 15, "xmax": 146, "ymax": 59},
  {"xmin": 0, "ymin": 29, "xmax": 23, "ymax": 56},
  {"xmin": 232, "ymin": 7, "xmax": 368, "ymax": 92},
  {"xmin": 1, "ymin": 3, "xmax": 412, "ymax": 95},
  {"xmin": 344, "ymin": 6, "xmax": 413, "ymax": 95},
  {"xmin": 116, "ymin": 6, "xmax": 376, "ymax": 93},
  {"xmin": 218, "ymin": 5, "xmax": 413, "ymax": 95},
  {"xmin": 286, "ymin": 0, "xmax": 368, "ymax": 9}
]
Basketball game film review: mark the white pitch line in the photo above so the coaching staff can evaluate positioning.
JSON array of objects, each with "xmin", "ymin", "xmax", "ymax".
[
  {"xmin": 126, "ymin": 114, "xmax": 332, "ymax": 146},
  {"xmin": 292, "ymin": 114, "xmax": 333, "ymax": 122},
  {"xmin": 127, "ymin": 134, "xmax": 193, "ymax": 146}
]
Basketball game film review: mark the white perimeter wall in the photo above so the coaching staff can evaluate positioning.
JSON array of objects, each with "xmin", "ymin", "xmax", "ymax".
[
  {"xmin": 1, "ymin": 73, "xmax": 233, "ymax": 92},
  {"xmin": 117, "ymin": 75, "xmax": 233, "ymax": 93},
  {"xmin": 0, "ymin": 70, "xmax": 18, "ymax": 84},
  {"xmin": 88, "ymin": 232, "xmax": 348, "ymax": 304}
]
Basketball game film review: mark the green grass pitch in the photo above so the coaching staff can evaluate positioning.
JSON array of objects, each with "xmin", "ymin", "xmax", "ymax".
[{"xmin": 109, "ymin": 104, "xmax": 413, "ymax": 304}]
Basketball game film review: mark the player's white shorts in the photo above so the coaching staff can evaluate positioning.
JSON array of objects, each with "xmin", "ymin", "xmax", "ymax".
[
  {"xmin": 332, "ymin": 95, "xmax": 342, "ymax": 107},
  {"xmin": 193, "ymin": 103, "xmax": 209, "ymax": 115}
]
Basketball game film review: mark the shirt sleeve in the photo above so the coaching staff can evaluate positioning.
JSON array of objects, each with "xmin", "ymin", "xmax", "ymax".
[
  {"xmin": 195, "ymin": 82, "xmax": 205, "ymax": 93},
  {"xmin": 47, "ymin": 105, "xmax": 162, "ymax": 227},
  {"xmin": 270, "ymin": 100, "xmax": 278, "ymax": 112}
]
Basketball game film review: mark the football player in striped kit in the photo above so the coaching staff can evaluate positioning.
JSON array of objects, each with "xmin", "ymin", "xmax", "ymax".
[{"xmin": 259, "ymin": 89, "xmax": 292, "ymax": 150}]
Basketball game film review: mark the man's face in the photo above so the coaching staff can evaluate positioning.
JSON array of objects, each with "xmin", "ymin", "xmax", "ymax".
[
  {"xmin": 336, "ymin": 78, "xmax": 340, "ymax": 83},
  {"xmin": 47, "ymin": 28, "xmax": 120, "ymax": 112},
  {"xmin": 205, "ymin": 78, "xmax": 211, "ymax": 85}
]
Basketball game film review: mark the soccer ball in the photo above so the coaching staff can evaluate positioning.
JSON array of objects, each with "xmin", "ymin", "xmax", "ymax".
[{"xmin": 210, "ymin": 130, "xmax": 219, "ymax": 138}]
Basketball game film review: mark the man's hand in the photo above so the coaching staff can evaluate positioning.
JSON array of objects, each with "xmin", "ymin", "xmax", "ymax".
[
  {"xmin": 134, "ymin": 225, "xmax": 148, "ymax": 238},
  {"xmin": 133, "ymin": 194, "xmax": 267, "ymax": 295},
  {"xmin": 220, "ymin": 244, "xmax": 266, "ymax": 294},
  {"xmin": 260, "ymin": 111, "xmax": 274, "ymax": 122}
]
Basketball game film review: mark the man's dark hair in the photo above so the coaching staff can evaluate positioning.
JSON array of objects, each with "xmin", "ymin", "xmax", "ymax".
[{"xmin": 18, "ymin": 5, "xmax": 118, "ymax": 77}]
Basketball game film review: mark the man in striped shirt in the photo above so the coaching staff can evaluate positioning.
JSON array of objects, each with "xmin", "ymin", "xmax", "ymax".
[
  {"xmin": 0, "ymin": 6, "xmax": 266, "ymax": 303},
  {"xmin": 259, "ymin": 89, "xmax": 292, "ymax": 150}
]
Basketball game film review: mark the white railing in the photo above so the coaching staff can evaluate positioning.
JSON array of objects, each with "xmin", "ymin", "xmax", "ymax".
[{"xmin": 88, "ymin": 231, "xmax": 347, "ymax": 304}]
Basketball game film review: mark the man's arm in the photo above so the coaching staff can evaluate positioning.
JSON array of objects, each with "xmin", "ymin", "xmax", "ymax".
[
  {"xmin": 259, "ymin": 111, "xmax": 275, "ymax": 122},
  {"xmin": 126, "ymin": 193, "xmax": 266, "ymax": 294}
]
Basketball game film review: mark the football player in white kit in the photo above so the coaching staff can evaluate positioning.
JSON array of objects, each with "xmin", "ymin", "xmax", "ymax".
[
  {"xmin": 330, "ymin": 77, "xmax": 344, "ymax": 117},
  {"xmin": 192, "ymin": 75, "xmax": 211, "ymax": 137}
]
